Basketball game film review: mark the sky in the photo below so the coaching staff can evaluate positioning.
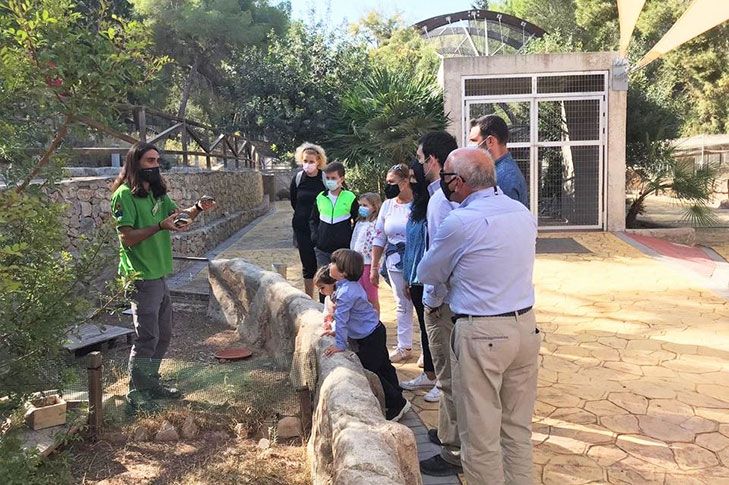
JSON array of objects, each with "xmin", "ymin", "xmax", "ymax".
[{"xmin": 289, "ymin": 0, "xmax": 476, "ymax": 27}]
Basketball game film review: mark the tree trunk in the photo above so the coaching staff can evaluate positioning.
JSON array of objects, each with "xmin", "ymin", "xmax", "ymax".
[
  {"xmin": 15, "ymin": 113, "xmax": 73, "ymax": 194},
  {"xmin": 625, "ymin": 194, "xmax": 647, "ymax": 228},
  {"xmin": 177, "ymin": 57, "xmax": 201, "ymax": 119}
]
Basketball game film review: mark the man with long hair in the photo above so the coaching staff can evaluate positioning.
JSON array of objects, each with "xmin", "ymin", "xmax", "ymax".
[{"xmin": 110, "ymin": 142, "xmax": 215, "ymax": 412}]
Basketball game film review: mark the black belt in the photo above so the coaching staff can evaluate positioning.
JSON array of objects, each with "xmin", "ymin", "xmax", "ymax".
[{"xmin": 452, "ymin": 306, "xmax": 532, "ymax": 323}]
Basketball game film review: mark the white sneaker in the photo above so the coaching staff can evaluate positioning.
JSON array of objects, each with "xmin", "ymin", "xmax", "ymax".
[
  {"xmin": 417, "ymin": 353, "xmax": 424, "ymax": 368},
  {"xmin": 389, "ymin": 347, "xmax": 412, "ymax": 363},
  {"xmin": 424, "ymin": 384, "xmax": 441, "ymax": 402},
  {"xmin": 400, "ymin": 373, "xmax": 436, "ymax": 391}
]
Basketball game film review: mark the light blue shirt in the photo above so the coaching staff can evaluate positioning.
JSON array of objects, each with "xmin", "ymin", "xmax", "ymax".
[
  {"xmin": 495, "ymin": 152, "xmax": 529, "ymax": 207},
  {"xmin": 423, "ymin": 180, "xmax": 458, "ymax": 308},
  {"xmin": 417, "ymin": 187, "xmax": 537, "ymax": 316},
  {"xmin": 333, "ymin": 279, "xmax": 379, "ymax": 350}
]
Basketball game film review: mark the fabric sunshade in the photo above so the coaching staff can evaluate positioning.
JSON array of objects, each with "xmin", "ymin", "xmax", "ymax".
[
  {"xmin": 635, "ymin": 0, "xmax": 729, "ymax": 69},
  {"xmin": 617, "ymin": 0, "xmax": 646, "ymax": 57}
]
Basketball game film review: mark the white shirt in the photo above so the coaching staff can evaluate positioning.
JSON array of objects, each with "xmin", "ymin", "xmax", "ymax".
[
  {"xmin": 350, "ymin": 220, "xmax": 376, "ymax": 264},
  {"xmin": 418, "ymin": 188, "xmax": 536, "ymax": 315},
  {"xmin": 372, "ymin": 198, "xmax": 411, "ymax": 272},
  {"xmin": 423, "ymin": 180, "xmax": 459, "ymax": 308}
]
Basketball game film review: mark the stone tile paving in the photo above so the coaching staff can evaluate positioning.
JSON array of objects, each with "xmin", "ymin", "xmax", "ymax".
[
  {"xmin": 399, "ymin": 410, "xmax": 461, "ymax": 485},
  {"xmin": 187, "ymin": 203, "xmax": 729, "ymax": 484}
]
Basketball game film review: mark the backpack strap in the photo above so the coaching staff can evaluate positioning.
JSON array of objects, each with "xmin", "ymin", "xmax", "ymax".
[{"xmin": 296, "ymin": 170, "xmax": 326, "ymax": 187}]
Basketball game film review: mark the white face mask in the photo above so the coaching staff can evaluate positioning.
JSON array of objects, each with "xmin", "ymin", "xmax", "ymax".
[
  {"xmin": 303, "ymin": 162, "xmax": 317, "ymax": 174},
  {"xmin": 325, "ymin": 179, "xmax": 339, "ymax": 191}
]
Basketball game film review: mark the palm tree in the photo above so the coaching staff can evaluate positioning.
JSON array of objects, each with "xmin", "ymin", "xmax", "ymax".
[
  {"xmin": 326, "ymin": 67, "xmax": 449, "ymax": 194},
  {"xmin": 626, "ymin": 134, "xmax": 717, "ymax": 228}
]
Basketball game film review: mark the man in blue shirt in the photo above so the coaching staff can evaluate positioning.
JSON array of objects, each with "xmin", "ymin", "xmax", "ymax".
[
  {"xmin": 416, "ymin": 131, "xmax": 464, "ymax": 477},
  {"xmin": 418, "ymin": 148, "xmax": 539, "ymax": 484},
  {"xmin": 469, "ymin": 114, "xmax": 529, "ymax": 207}
]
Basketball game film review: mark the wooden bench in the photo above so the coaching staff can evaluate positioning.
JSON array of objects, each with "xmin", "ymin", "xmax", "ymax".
[{"xmin": 64, "ymin": 324, "xmax": 135, "ymax": 356}]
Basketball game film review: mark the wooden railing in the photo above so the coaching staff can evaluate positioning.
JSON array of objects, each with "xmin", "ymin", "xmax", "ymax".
[{"xmin": 72, "ymin": 105, "xmax": 261, "ymax": 170}]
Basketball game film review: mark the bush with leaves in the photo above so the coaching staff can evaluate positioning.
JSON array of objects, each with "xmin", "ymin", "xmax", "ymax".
[
  {"xmin": 0, "ymin": 0, "xmax": 162, "ymax": 476},
  {"xmin": 226, "ymin": 21, "xmax": 369, "ymax": 157},
  {"xmin": 327, "ymin": 67, "xmax": 448, "ymax": 195},
  {"xmin": 626, "ymin": 135, "xmax": 717, "ymax": 228}
]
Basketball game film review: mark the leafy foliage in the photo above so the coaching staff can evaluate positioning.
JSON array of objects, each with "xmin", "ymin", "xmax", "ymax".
[
  {"xmin": 225, "ymin": 22, "xmax": 368, "ymax": 157},
  {"xmin": 0, "ymin": 0, "xmax": 154, "ymax": 395},
  {"xmin": 327, "ymin": 67, "xmax": 448, "ymax": 194},
  {"xmin": 626, "ymin": 135, "xmax": 717, "ymax": 227},
  {"xmin": 350, "ymin": 11, "xmax": 439, "ymax": 78},
  {"xmin": 131, "ymin": 0, "xmax": 288, "ymax": 120}
]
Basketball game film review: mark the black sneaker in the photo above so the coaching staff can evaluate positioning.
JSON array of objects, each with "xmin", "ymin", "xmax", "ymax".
[
  {"xmin": 428, "ymin": 428, "xmax": 442, "ymax": 446},
  {"xmin": 420, "ymin": 455, "xmax": 463, "ymax": 477},
  {"xmin": 386, "ymin": 400, "xmax": 411, "ymax": 421},
  {"xmin": 149, "ymin": 384, "xmax": 182, "ymax": 400}
]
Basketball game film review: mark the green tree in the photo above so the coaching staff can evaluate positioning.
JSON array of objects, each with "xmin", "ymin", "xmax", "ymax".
[
  {"xmin": 626, "ymin": 134, "xmax": 717, "ymax": 227},
  {"xmin": 131, "ymin": 0, "xmax": 289, "ymax": 120},
  {"xmin": 327, "ymin": 67, "xmax": 448, "ymax": 194},
  {"xmin": 226, "ymin": 22, "xmax": 369, "ymax": 157},
  {"xmin": 350, "ymin": 11, "xmax": 440, "ymax": 78},
  {"xmin": 0, "ymin": 0, "xmax": 159, "ymax": 396}
]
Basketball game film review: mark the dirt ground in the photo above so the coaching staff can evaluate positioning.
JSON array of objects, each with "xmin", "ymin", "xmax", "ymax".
[{"xmin": 60, "ymin": 303, "xmax": 310, "ymax": 485}]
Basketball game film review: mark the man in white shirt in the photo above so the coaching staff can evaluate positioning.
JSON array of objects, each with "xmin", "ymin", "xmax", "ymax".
[
  {"xmin": 416, "ymin": 131, "xmax": 463, "ymax": 477},
  {"xmin": 418, "ymin": 148, "xmax": 539, "ymax": 484}
]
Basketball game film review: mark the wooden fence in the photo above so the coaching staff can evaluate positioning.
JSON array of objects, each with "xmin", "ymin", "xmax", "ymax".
[{"xmin": 72, "ymin": 105, "xmax": 261, "ymax": 170}]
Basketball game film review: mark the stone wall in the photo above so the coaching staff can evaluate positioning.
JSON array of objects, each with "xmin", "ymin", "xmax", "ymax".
[
  {"xmin": 207, "ymin": 258, "xmax": 421, "ymax": 485},
  {"xmin": 50, "ymin": 170, "xmax": 267, "ymax": 257}
]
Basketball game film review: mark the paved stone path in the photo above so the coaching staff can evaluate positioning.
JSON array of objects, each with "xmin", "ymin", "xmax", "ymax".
[{"xmin": 190, "ymin": 202, "xmax": 729, "ymax": 484}]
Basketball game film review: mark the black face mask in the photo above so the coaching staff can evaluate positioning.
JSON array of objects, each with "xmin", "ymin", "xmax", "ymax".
[
  {"xmin": 384, "ymin": 183, "xmax": 400, "ymax": 199},
  {"xmin": 440, "ymin": 176, "xmax": 456, "ymax": 201},
  {"xmin": 139, "ymin": 167, "xmax": 161, "ymax": 185}
]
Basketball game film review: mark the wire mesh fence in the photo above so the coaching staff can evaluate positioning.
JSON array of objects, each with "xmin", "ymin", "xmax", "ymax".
[{"xmin": 60, "ymin": 353, "xmax": 300, "ymax": 428}]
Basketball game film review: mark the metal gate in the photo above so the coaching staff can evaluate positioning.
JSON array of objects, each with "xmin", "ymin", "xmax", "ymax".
[{"xmin": 463, "ymin": 72, "xmax": 608, "ymax": 230}]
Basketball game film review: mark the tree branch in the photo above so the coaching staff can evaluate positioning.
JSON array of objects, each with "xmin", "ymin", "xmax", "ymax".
[{"xmin": 15, "ymin": 113, "xmax": 73, "ymax": 194}]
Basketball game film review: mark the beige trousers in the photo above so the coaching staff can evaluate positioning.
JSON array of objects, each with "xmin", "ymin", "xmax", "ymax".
[
  {"xmin": 424, "ymin": 303, "xmax": 460, "ymax": 465},
  {"xmin": 451, "ymin": 310, "xmax": 540, "ymax": 485}
]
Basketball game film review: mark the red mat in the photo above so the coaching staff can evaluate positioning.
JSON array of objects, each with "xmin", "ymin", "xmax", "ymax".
[{"xmin": 625, "ymin": 233, "xmax": 716, "ymax": 279}]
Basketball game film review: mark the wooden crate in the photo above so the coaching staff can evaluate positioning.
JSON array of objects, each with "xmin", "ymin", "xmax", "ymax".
[{"xmin": 25, "ymin": 395, "xmax": 67, "ymax": 430}]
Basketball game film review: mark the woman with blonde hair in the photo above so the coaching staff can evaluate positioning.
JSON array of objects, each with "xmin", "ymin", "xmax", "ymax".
[{"xmin": 290, "ymin": 142, "xmax": 327, "ymax": 298}]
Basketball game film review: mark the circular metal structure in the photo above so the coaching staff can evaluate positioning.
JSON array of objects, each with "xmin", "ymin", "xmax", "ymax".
[{"xmin": 414, "ymin": 9, "xmax": 546, "ymax": 57}]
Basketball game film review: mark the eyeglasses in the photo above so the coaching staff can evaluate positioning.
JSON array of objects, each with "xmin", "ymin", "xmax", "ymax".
[
  {"xmin": 440, "ymin": 170, "xmax": 459, "ymax": 180},
  {"xmin": 390, "ymin": 164, "xmax": 408, "ymax": 174}
]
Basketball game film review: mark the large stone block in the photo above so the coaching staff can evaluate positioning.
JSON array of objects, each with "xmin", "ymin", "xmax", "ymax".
[{"xmin": 207, "ymin": 258, "xmax": 421, "ymax": 485}]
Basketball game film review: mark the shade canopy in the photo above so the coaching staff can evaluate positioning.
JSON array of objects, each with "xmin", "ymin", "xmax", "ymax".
[
  {"xmin": 617, "ymin": 0, "xmax": 646, "ymax": 57},
  {"xmin": 634, "ymin": 0, "xmax": 729, "ymax": 69}
]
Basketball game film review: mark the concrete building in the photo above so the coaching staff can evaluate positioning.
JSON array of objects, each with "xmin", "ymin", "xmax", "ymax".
[{"xmin": 440, "ymin": 52, "xmax": 627, "ymax": 231}]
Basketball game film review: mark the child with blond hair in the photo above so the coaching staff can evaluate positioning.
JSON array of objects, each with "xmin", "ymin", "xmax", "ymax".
[{"xmin": 349, "ymin": 192, "xmax": 382, "ymax": 313}]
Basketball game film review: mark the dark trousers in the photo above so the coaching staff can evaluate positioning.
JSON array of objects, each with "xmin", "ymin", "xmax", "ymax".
[
  {"xmin": 314, "ymin": 247, "xmax": 332, "ymax": 303},
  {"xmin": 129, "ymin": 277, "xmax": 174, "ymax": 392},
  {"xmin": 410, "ymin": 284, "xmax": 434, "ymax": 373},
  {"xmin": 294, "ymin": 227, "xmax": 317, "ymax": 279},
  {"xmin": 353, "ymin": 323, "xmax": 406, "ymax": 414}
]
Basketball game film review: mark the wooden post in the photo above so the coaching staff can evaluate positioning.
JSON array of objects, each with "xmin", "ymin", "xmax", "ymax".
[
  {"xmin": 136, "ymin": 107, "xmax": 147, "ymax": 142},
  {"xmin": 296, "ymin": 387, "xmax": 312, "ymax": 436},
  {"xmin": 234, "ymin": 137, "xmax": 240, "ymax": 169},
  {"xmin": 87, "ymin": 351, "xmax": 103, "ymax": 438},
  {"xmin": 206, "ymin": 147, "xmax": 212, "ymax": 170},
  {"xmin": 222, "ymin": 138, "xmax": 228, "ymax": 169},
  {"xmin": 181, "ymin": 122, "xmax": 189, "ymax": 167}
]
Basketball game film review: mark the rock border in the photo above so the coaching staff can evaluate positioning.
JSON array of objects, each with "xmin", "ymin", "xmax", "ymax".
[{"xmin": 207, "ymin": 258, "xmax": 421, "ymax": 485}]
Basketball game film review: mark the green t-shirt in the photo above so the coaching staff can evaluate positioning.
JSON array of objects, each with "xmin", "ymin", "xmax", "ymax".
[{"xmin": 111, "ymin": 184, "xmax": 178, "ymax": 280}]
